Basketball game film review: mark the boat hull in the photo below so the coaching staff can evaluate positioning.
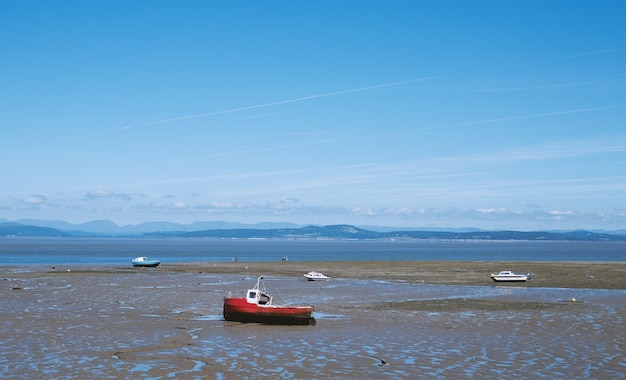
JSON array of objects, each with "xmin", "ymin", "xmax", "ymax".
[
  {"xmin": 304, "ymin": 275, "xmax": 329, "ymax": 281},
  {"xmin": 490, "ymin": 270, "xmax": 530, "ymax": 282},
  {"xmin": 223, "ymin": 298, "xmax": 315, "ymax": 325},
  {"xmin": 491, "ymin": 276, "xmax": 528, "ymax": 282},
  {"xmin": 304, "ymin": 271, "xmax": 330, "ymax": 281},
  {"xmin": 131, "ymin": 260, "xmax": 161, "ymax": 267}
]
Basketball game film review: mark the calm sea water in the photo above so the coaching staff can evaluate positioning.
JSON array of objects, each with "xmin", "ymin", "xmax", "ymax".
[{"xmin": 1, "ymin": 238, "xmax": 624, "ymax": 265}]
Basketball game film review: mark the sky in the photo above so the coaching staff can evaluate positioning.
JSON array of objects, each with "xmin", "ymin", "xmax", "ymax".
[{"xmin": 1, "ymin": 1, "xmax": 626, "ymax": 231}]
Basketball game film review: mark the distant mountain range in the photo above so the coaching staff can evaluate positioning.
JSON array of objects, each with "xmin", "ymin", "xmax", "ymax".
[
  {"xmin": 0, "ymin": 218, "xmax": 303, "ymax": 235},
  {"xmin": 1, "ymin": 219, "xmax": 625, "ymax": 241}
]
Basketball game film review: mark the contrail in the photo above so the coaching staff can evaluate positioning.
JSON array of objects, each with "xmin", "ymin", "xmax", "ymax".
[
  {"xmin": 144, "ymin": 77, "xmax": 438, "ymax": 126},
  {"xmin": 455, "ymin": 105, "xmax": 626, "ymax": 127},
  {"xmin": 122, "ymin": 46, "xmax": 624, "ymax": 130},
  {"xmin": 562, "ymin": 47, "xmax": 626, "ymax": 59},
  {"xmin": 418, "ymin": 104, "xmax": 626, "ymax": 131}
]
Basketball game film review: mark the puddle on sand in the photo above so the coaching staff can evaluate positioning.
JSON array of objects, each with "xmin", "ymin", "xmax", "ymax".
[
  {"xmin": 312, "ymin": 311, "xmax": 346, "ymax": 320},
  {"xmin": 194, "ymin": 315, "xmax": 224, "ymax": 321}
]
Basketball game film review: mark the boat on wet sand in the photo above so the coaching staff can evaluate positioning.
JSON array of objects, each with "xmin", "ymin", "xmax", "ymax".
[
  {"xmin": 490, "ymin": 270, "xmax": 531, "ymax": 282},
  {"xmin": 304, "ymin": 271, "xmax": 330, "ymax": 281},
  {"xmin": 131, "ymin": 257, "xmax": 161, "ymax": 267},
  {"xmin": 223, "ymin": 276, "xmax": 315, "ymax": 325}
]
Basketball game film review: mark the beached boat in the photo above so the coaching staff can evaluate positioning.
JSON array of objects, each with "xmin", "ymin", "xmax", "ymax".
[
  {"xmin": 490, "ymin": 270, "xmax": 531, "ymax": 282},
  {"xmin": 131, "ymin": 256, "xmax": 161, "ymax": 267},
  {"xmin": 223, "ymin": 276, "xmax": 315, "ymax": 325},
  {"xmin": 304, "ymin": 271, "xmax": 330, "ymax": 281}
]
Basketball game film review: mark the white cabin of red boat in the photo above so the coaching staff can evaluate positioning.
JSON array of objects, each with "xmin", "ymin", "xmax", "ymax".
[{"xmin": 245, "ymin": 277, "xmax": 273, "ymax": 305}]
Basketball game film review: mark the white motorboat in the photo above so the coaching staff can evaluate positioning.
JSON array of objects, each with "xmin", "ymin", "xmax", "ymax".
[
  {"xmin": 490, "ymin": 270, "xmax": 531, "ymax": 282},
  {"xmin": 304, "ymin": 271, "xmax": 330, "ymax": 281},
  {"xmin": 131, "ymin": 256, "xmax": 161, "ymax": 267}
]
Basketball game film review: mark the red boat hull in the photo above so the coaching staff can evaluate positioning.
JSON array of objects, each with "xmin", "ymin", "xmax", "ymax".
[{"xmin": 223, "ymin": 298, "xmax": 315, "ymax": 325}]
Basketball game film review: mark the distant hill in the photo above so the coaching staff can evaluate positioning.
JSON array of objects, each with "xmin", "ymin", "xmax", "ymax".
[
  {"xmin": 1, "ymin": 221, "xmax": 625, "ymax": 241},
  {"xmin": 145, "ymin": 224, "xmax": 626, "ymax": 241},
  {"xmin": 1, "ymin": 219, "xmax": 302, "ymax": 235},
  {"xmin": 0, "ymin": 222, "xmax": 72, "ymax": 237}
]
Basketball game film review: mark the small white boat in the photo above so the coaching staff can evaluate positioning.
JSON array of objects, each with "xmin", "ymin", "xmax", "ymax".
[
  {"xmin": 304, "ymin": 271, "xmax": 330, "ymax": 281},
  {"xmin": 131, "ymin": 256, "xmax": 161, "ymax": 267},
  {"xmin": 490, "ymin": 270, "xmax": 531, "ymax": 282}
]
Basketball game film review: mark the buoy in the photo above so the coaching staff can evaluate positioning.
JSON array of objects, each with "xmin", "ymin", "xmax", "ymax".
[{"xmin": 571, "ymin": 298, "xmax": 576, "ymax": 302}]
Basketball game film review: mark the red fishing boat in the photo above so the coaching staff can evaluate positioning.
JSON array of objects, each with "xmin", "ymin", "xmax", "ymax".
[{"xmin": 223, "ymin": 276, "xmax": 315, "ymax": 325}]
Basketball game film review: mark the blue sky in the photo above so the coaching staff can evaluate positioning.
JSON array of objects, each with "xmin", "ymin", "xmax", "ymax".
[{"xmin": 1, "ymin": 1, "xmax": 625, "ymax": 230}]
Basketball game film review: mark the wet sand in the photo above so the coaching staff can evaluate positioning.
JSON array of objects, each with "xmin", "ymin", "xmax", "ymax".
[
  {"xmin": 2, "ymin": 261, "xmax": 625, "ymax": 379},
  {"xmin": 166, "ymin": 260, "xmax": 626, "ymax": 290},
  {"xmin": 8, "ymin": 260, "xmax": 626, "ymax": 289}
]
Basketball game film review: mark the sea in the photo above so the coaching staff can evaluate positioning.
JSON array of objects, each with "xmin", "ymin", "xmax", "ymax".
[{"xmin": 0, "ymin": 237, "xmax": 625, "ymax": 265}]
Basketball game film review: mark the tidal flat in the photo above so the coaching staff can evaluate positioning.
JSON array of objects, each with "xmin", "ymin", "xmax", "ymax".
[{"xmin": 1, "ymin": 261, "xmax": 625, "ymax": 379}]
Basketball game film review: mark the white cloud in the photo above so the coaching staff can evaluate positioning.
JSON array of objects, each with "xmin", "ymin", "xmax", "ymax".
[
  {"xmin": 86, "ymin": 188, "xmax": 113, "ymax": 199},
  {"xmin": 83, "ymin": 188, "xmax": 134, "ymax": 201},
  {"xmin": 22, "ymin": 195, "xmax": 47, "ymax": 205},
  {"xmin": 477, "ymin": 208, "xmax": 506, "ymax": 214},
  {"xmin": 549, "ymin": 210, "xmax": 576, "ymax": 216},
  {"xmin": 172, "ymin": 201, "xmax": 187, "ymax": 209}
]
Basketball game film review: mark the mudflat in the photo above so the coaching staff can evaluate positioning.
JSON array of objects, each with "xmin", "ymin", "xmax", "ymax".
[
  {"xmin": 165, "ymin": 260, "xmax": 626, "ymax": 289},
  {"xmin": 2, "ymin": 261, "xmax": 625, "ymax": 379}
]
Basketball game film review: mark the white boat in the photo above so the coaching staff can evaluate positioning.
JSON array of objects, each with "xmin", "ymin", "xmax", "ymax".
[
  {"xmin": 304, "ymin": 271, "xmax": 330, "ymax": 281},
  {"xmin": 490, "ymin": 270, "xmax": 531, "ymax": 282},
  {"xmin": 131, "ymin": 256, "xmax": 161, "ymax": 267}
]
